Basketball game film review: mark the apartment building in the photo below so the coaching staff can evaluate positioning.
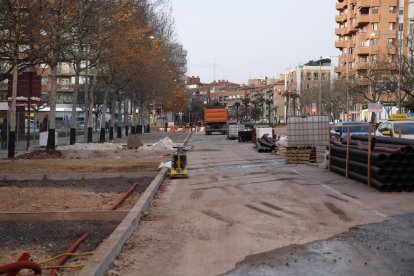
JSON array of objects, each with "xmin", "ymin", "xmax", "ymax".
[
  {"xmin": 185, "ymin": 76, "xmax": 209, "ymax": 105},
  {"xmin": 284, "ymin": 59, "xmax": 334, "ymax": 117},
  {"xmin": 169, "ymin": 43, "xmax": 188, "ymax": 86},
  {"xmin": 335, "ymin": 0, "xmax": 414, "ymax": 119}
]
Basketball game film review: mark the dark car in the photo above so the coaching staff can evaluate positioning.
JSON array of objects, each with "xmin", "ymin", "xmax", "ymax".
[{"xmin": 333, "ymin": 121, "xmax": 374, "ymax": 143}]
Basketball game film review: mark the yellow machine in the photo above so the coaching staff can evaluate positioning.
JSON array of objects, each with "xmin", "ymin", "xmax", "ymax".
[{"xmin": 170, "ymin": 146, "xmax": 188, "ymax": 178}]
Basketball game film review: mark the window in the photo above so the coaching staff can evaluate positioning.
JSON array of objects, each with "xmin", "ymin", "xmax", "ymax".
[
  {"xmin": 389, "ymin": 22, "xmax": 395, "ymax": 30},
  {"xmin": 359, "ymin": 70, "xmax": 368, "ymax": 77},
  {"xmin": 361, "ymin": 26, "xmax": 367, "ymax": 33},
  {"xmin": 399, "ymin": 8, "xmax": 404, "ymax": 15},
  {"xmin": 372, "ymin": 7, "xmax": 379, "ymax": 14},
  {"xmin": 410, "ymin": 20, "xmax": 414, "ymax": 33},
  {"xmin": 372, "ymin": 23, "xmax": 378, "ymax": 30},
  {"xmin": 361, "ymin": 7, "xmax": 370, "ymax": 15},
  {"xmin": 389, "ymin": 6, "xmax": 395, "ymax": 14},
  {"xmin": 387, "ymin": 54, "xmax": 395, "ymax": 62},
  {"xmin": 360, "ymin": 56, "xmax": 368, "ymax": 63},
  {"xmin": 388, "ymin": 38, "xmax": 395, "ymax": 46},
  {"xmin": 59, "ymin": 62, "xmax": 70, "ymax": 73},
  {"xmin": 306, "ymin": 72, "xmax": 311, "ymax": 80},
  {"xmin": 371, "ymin": 55, "xmax": 378, "ymax": 62},
  {"xmin": 371, "ymin": 39, "xmax": 378, "ymax": 46},
  {"xmin": 313, "ymin": 72, "xmax": 318, "ymax": 80}
]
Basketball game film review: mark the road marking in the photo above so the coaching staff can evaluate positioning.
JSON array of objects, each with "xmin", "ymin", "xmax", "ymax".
[
  {"xmin": 290, "ymin": 168, "xmax": 386, "ymax": 218},
  {"xmin": 291, "ymin": 169, "xmax": 303, "ymax": 175},
  {"xmin": 321, "ymin": 184, "xmax": 387, "ymax": 219}
]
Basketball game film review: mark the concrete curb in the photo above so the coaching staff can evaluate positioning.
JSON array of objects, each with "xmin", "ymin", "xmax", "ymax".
[
  {"xmin": 78, "ymin": 167, "xmax": 168, "ymax": 276},
  {"xmin": 1, "ymin": 172, "xmax": 158, "ymax": 181}
]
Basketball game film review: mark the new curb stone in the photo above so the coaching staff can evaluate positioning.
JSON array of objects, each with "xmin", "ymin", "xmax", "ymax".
[{"xmin": 79, "ymin": 131, "xmax": 191, "ymax": 275}]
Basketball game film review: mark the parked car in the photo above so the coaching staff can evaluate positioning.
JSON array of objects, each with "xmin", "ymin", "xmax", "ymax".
[
  {"xmin": 333, "ymin": 121, "xmax": 374, "ymax": 143},
  {"xmin": 376, "ymin": 120, "xmax": 414, "ymax": 140}
]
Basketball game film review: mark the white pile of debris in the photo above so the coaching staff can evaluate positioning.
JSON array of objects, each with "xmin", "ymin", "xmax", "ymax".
[
  {"xmin": 56, "ymin": 137, "xmax": 183, "ymax": 152},
  {"xmin": 140, "ymin": 137, "xmax": 178, "ymax": 151},
  {"xmin": 57, "ymin": 142, "xmax": 124, "ymax": 151}
]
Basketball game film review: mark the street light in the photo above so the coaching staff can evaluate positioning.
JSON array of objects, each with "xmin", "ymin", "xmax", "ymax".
[
  {"xmin": 398, "ymin": 28, "xmax": 403, "ymax": 113},
  {"xmin": 346, "ymin": 47, "xmax": 350, "ymax": 121},
  {"xmin": 319, "ymin": 56, "xmax": 322, "ymax": 115}
]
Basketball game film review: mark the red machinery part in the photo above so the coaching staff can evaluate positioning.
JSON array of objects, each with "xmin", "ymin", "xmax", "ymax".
[
  {"xmin": 110, "ymin": 182, "xmax": 139, "ymax": 210},
  {"xmin": 0, "ymin": 260, "xmax": 42, "ymax": 276},
  {"xmin": 49, "ymin": 233, "xmax": 90, "ymax": 276}
]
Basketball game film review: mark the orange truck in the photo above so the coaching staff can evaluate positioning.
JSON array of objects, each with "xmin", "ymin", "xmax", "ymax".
[{"xmin": 204, "ymin": 108, "xmax": 228, "ymax": 135}]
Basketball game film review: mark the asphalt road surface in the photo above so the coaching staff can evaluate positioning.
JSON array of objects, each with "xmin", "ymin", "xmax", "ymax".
[
  {"xmin": 109, "ymin": 132, "xmax": 414, "ymax": 276},
  {"xmin": 226, "ymin": 213, "xmax": 414, "ymax": 275}
]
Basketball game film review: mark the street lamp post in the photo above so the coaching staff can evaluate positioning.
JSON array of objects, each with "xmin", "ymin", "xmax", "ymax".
[
  {"xmin": 346, "ymin": 48, "xmax": 350, "ymax": 121},
  {"xmin": 319, "ymin": 56, "xmax": 322, "ymax": 115},
  {"xmin": 398, "ymin": 29, "xmax": 403, "ymax": 113}
]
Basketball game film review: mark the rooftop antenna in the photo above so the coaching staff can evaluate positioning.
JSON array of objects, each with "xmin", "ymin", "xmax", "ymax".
[{"xmin": 213, "ymin": 62, "xmax": 216, "ymax": 82}]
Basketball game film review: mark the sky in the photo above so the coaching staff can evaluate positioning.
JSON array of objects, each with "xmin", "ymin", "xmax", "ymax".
[{"xmin": 169, "ymin": 0, "xmax": 339, "ymax": 84}]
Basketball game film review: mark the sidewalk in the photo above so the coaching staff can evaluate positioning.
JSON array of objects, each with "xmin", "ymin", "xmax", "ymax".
[
  {"xmin": 0, "ymin": 129, "xmax": 189, "ymax": 159},
  {"xmin": 0, "ymin": 132, "xmax": 101, "ymax": 159}
]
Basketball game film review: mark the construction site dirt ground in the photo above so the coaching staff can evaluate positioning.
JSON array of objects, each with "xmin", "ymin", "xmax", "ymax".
[
  {"xmin": 107, "ymin": 132, "xmax": 414, "ymax": 276},
  {"xmin": 0, "ymin": 131, "xmax": 188, "ymax": 274}
]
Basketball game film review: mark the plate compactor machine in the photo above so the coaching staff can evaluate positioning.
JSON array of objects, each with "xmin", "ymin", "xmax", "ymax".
[{"xmin": 170, "ymin": 146, "xmax": 188, "ymax": 178}]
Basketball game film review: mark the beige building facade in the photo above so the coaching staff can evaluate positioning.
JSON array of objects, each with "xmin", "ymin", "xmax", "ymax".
[{"xmin": 284, "ymin": 59, "xmax": 334, "ymax": 118}]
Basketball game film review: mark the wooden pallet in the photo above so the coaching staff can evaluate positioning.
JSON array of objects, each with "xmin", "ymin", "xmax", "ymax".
[{"xmin": 285, "ymin": 147, "xmax": 316, "ymax": 164}]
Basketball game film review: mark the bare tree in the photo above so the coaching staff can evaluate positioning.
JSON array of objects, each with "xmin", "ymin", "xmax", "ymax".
[{"xmin": 0, "ymin": 0, "xmax": 45, "ymax": 157}]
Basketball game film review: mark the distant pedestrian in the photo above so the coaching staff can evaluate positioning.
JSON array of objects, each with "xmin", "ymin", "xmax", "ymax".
[{"xmin": 1, "ymin": 118, "xmax": 7, "ymax": 149}]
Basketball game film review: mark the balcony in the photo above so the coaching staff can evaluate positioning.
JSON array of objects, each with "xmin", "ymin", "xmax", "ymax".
[
  {"xmin": 335, "ymin": 40, "xmax": 348, "ymax": 49},
  {"xmin": 356, "ymin": 32, "xmax": 368, "ymax": 44},
  {"xmin": 339, "ymin": 54, "xmax": 349, "ymax": 65},
  {"xmin": 357, "ymin": 0, "xmax": 371, "ymax": 8},
  {"xmin": 347, "ymin": 25, "xmax": 358, "ymax": 35},
  {"xmin": 355, "ymin": 62, "xmax": 370, "ymax": 70},
  {"xmin": 371, "ymin": 46, "xmax": 379, "ymax": 55},
  {"xmin": 335, "ymin": 14, "xmax": 347, "ymax": 23},
  {"xmin": 336, "ymin": 1, "xmax": 347, "ymax": 10},
  {"xmin": 356, "ymin": 47, "xmax": 370, "ymax": 55},
  {"xmin": 334, "ymin": 66, "xmax": 346, "ymax": 74},
  {"xmin": 335, "ymin": 28, "xmax": 346, "ymax": 36},
  {"xmin": 356, "ymin": 14, "xmax": 370, "ymax": 26}
]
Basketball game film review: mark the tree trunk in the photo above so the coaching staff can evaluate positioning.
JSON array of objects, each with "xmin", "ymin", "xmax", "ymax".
[
  {"xmin": 70, "ymin": 66, "xmax": 80, "ymax": 145},
  {"xmin": 8, "ymin": 66, "xmax": 18, "ymax": 158},
  {"xmin": 124, "ymin": 97, "xmax": 129, "ymax": 136},
  {"xmin": 87, "ymin": 75, "xmax": 97, "ymax": 143},
  {"xmin": 131, "ymin": 99, "xmax": 136, "ymax": 134},
  {"xmin": 117, "ymin": 98, "xmax": 122, "ymax": 138},
  {"xmin": 47, "ymin": 61, "xmax": 57, "ymax": 150},
  {"xmin": 109, "ymin": 101, "xmax": 115, "ymax": 140},
  {"xmin": 100, "ymin": 88, "xmax": 109, "ymax": 143}
]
